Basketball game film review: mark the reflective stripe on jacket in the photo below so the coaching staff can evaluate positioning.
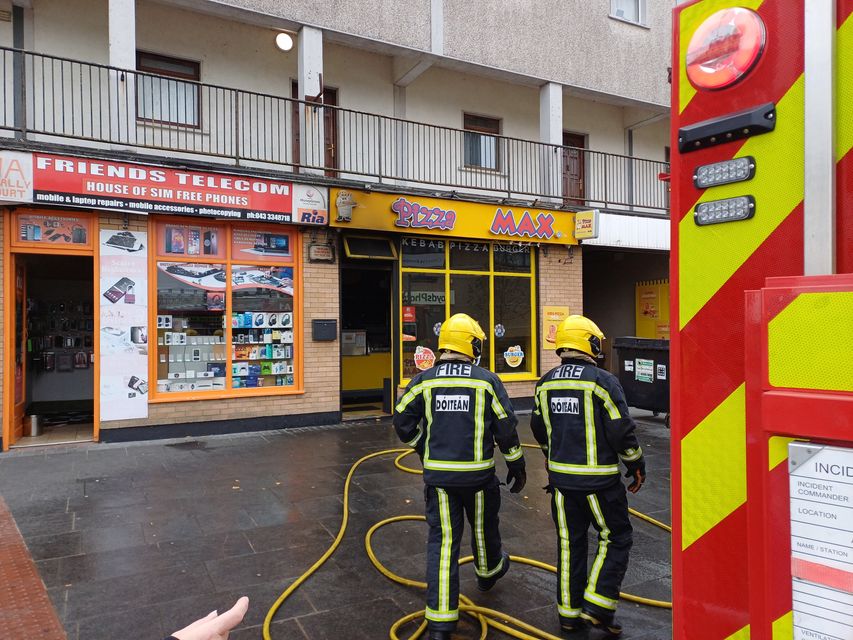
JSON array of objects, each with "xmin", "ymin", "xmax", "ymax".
[
  {"xmin": 393, "ymin": 359, "xmax": 523, "ymax": 487},
  {"xmin": 530, "ymin": 358, "xmax": 643, "ymax": 491}
]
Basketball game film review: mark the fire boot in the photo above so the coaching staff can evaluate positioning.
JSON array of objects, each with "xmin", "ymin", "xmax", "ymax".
[
  {"xmin": 476, "ymin": 551, "xmax": 511, "ymax": 591},
  {"xmin": 559, "ymin": 615, "xmax": 588, "ymax": 634},
  {"xmin": 580, "ymin": 611, "xmax": 622, "ymax": 637},
  {"xmin": 428, "ymin": 630, "xmax": 452, "ymax": 640}
]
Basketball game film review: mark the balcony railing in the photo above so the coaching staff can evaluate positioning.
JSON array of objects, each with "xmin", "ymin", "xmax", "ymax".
[{"xmin": 0, "ymin": 47, "xmax": 669, "ymax": 214}]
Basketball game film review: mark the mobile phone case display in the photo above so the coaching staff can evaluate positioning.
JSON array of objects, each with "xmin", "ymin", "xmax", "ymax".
[
  {"xmin": 231, "ymin": 265, "xmax": 295, "ymax": 388},
  {"xmin": 99, "ymin": 230, "xmax": 149, "ymax": 421},
  {"xmin": 16, "ymin": 211, "xmax": 91, "ymax": 246},
  {"xmin": 160, "ymin": 224, "xmax": 223, "ymax": 258},
  {"xmin": 156, "ymin": 262, "xmax": 227, "ymax": 393},
  {"xmin": 27, "ymin": 299, "xmax": 94, "ymax": 375}
]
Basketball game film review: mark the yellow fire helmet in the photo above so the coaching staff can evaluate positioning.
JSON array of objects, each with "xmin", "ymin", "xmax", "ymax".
[
  {"xmin": 438, "ymin": 313, "xmax": 486, "ymax": 360},
  {"xmin": 555, "ymin": 314, "xmax": 605, "ymax": 357}
]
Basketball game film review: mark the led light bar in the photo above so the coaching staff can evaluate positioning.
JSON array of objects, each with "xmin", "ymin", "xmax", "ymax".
[
  {"xmin": 694, "ymin": 156, "xmax": 756, "ymax": 189},
  {"xmin": 694, "ymin": 195, "xmax": 755, "ymax": 226}
]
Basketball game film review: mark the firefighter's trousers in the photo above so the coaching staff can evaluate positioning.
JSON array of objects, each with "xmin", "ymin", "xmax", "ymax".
[
  {"xmin": 550, "ymin": 482, "xmax": 633, "ymax": 623},
  {"xmin": 424, "ymin": 478, "xmax": 506, "ymax": 630}
]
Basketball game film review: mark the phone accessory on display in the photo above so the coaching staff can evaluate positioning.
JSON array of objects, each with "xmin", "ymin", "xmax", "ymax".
[
  {"xmin": 203, "ymin": 230, "xmax": 218, "ymax": 255},
  {"xmin": 188, "ymin": 228, "xmax": 201, "ymax": 255},
  {"xmin": 128, "ymin": 376, "xmax": 149, "ymax": 395},
  {"xmin": 71, "ymin": 226, "xmax": 87, "ymax": 244},
  {"xmin": 104, "ymin": 231, "xmax": 144, "ymax": 252},
  {"xmin": 57, "ymin": 354, "xmax": 73, "ymax": 372},
  {"xmin": 103, "ymin": 277, "xmax": 135, "ymax": 303}
]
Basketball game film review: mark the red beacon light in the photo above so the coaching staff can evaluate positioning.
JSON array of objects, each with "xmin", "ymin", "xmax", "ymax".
[{"xmin": 686, "ymin": 7, "xmax": 766, "ymax": 90}]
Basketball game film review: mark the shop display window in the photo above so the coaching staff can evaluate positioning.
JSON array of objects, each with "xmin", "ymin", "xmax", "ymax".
[
  {"xmin": 231, "ymin": 266, "xmax": 295, "ymax": 389},
  {"xmin": 449, "ymin": 240, "xmax": 489, "ymax": 271},
  {"xmin": 153, "ymin": 221, "xmax": 299, "ymax": 397},
  {"xmin": 155, "ymin": 262, "xmax": 227, "ymax": 393},
  {"xmin": 493, "ymin": 244, "xmax": 531, "ymax": 273},
  {"xmin": 450, "ymin": 274, "xmax": 491, "ymax": 370},
  {"xmin": 401, "ymin": 273, "xmax": 444, "ymax": 378},
  {"xmin": 400, "ymin": 237, "xmax": 536, "ymax": 380},
  {"xmin": 493, "ymin": 277, "xmax": 533, "ymax": 374},
  {"xmin": 401, "ymin": 237, "xmax": 445, "ymax": 269}
]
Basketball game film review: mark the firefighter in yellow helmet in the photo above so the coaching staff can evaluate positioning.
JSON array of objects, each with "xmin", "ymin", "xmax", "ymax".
[
  {"xmin": 531, "ymin": 315, "xmax": 645, "ymax": 637},
  {"xmin": 393, "ymin": 313, "xmax": 526, "ymax": 640}
]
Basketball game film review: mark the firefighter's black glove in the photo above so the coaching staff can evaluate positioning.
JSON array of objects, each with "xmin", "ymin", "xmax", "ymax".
[
  {"xmin": 624, "ymin": 460, "xmax": 646, "ymax": 494},
  {"xmin": 542, "ymin": 484, "xmax": 554, "ymax": 495},
  {"xmin": 506, "ymin": 461, "xmax": 527, "ymax": 494}
]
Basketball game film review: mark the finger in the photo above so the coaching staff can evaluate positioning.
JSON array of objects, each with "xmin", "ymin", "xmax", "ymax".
[
  {"xmin": 173, "ymin": 609, "xmax": 218, "ymax": 637},
  {"xmin": 209, "ymin": 596, "xmax": 249, "ymax": 635}
]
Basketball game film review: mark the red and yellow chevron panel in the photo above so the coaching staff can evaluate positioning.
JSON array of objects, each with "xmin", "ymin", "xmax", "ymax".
[
  {"xmin": 744, "ymin": 276, "xmax": 853, "ymax": 638},
  {"xmin": 671, "ymin": 1, "xmax": 808, "ymax": 637}
]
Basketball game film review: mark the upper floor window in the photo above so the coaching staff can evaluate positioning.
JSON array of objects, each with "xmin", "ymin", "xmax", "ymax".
[
  {"xmin": 137, "ymin": 52, "xmax": 201, "ymax": 127},
  {"xmin": 463, "ymin": 113, "xmax": 501, "ymax": 171},
  {"xmin": 611, "ymin": 0, "xmax": 646, "ymax": 26}
]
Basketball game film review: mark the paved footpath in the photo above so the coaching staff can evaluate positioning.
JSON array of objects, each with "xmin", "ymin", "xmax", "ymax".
[{"xmin": 0, "ymin": 413, "xmax": 671, "ymax": 640}]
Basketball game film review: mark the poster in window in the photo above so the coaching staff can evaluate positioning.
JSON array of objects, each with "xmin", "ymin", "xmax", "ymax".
[
  {"xmin": 543, "ymin": 306, "xmax": 570, "ymax": 347},
  {"xmin": 231, "ymin": 265, "xmax": 293, "ymax": 296},
  {"xmin": 100, "ymin": 230, "xmax": 149, "ymax": 421},
  {"xmin": 232, "ymin": 228, "xmax": 293, "ymax": 264},
  {"xmin": 14, "ymin": 211, "xmax": 92, "ymax": 247}
]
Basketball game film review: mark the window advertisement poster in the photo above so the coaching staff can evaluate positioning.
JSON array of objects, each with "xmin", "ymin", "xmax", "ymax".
[
  {"xmin": 13, "ymin": 210, "xmax": 92, "ymax": 247},
  {"xmin": 232, "ymin": 228, "xmax": 293, "ymax": 264},
  {"xmin": 231, "ymin": 266, "xmax": 294, "ymax": 297},
  {"xmin": 99, "ymin": 230, "xmax": 149, "ymax": 421},
  {"xmin": 159, "ymin": 223, "xmax": 224, "ymax": 258},
  {"xmin": 543, "ymin": 305, "xmax": 570, "ymax": 347}
]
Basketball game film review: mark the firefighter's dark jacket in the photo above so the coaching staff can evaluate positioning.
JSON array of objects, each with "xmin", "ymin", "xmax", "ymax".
[
  {"xmin": 393, "ymin": 359, "xmax": 524, "ymax": 487},
  {"xmin": 531, "ymin": 358, "xmax": 644, "ymax": 491}
]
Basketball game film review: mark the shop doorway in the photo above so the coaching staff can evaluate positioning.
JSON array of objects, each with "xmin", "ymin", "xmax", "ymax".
[
  {"xmin": 340, "ymin": 259, "xmax": 394, "ymax": 420},
  {"xmin": 8, "ymin": 254, "xmax": 95, "ymax": 447}
]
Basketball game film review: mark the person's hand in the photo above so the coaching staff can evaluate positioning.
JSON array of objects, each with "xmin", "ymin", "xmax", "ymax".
[
  {"xmin": 506, "ymin": 463, "xmax": 527, "ymax": 493},
  {"xmin": 171, "ymin": 597, "xmax": 249, "ymax": 640},
  {"xmin": 625, "ymin": 466, "xmax": 646, "ymax": 494}
]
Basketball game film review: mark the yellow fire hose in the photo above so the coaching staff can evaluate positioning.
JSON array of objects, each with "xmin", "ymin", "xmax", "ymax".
[{"xmin": 263, "ymin": 445, "xmax": 672, "ymax": 640}]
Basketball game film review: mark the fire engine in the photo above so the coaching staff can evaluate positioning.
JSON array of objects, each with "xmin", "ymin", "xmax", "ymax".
[{"xmin": 670, "ymin": 1, "xmax": 852, "ymax": 639}]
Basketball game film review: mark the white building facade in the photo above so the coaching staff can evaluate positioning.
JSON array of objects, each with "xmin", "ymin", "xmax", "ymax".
[{"xmin": 0, "ymin": 0, "xmax": 672, "ymax": 447}]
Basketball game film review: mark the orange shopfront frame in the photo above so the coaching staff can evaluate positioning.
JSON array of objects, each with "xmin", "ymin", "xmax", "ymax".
[
  {"xmin": 148, "ymin": 216, "xmax": 304, "ymax": 404},
  {"xmin": 2, "ymin": 211, "xmax": 306, "ymax": 451},
  {"xmin": 2, "ymin": 208, "xmax": 99, "ymax": 450}
]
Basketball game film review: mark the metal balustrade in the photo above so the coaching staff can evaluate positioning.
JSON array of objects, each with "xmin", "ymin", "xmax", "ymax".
[{"xmin": 0, "ymin": 47, "xmax": 669, "ymax": 214}]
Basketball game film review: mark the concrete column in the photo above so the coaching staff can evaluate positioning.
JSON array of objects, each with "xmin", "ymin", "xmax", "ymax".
[
  {"xmin": 430, "ymin": 0, "xmax": 444, "ymax": 55},
  {"xmin": 394, "ymin": 85, "xmax": 406, "ymax": 180},
  {"xmin": 109, "ymin": 0, "xmax": 136, "ymax": 69},
  {"xmin": 108, "ymin": 0, "xmax": 136, "ymax": 143},
  {"xmin": 539, "ymin": 82, "xmax": 563, "ymax": 200},
  {"xmin": 298, "ymin": 25, "xmax": 324, "ymax": 173}
]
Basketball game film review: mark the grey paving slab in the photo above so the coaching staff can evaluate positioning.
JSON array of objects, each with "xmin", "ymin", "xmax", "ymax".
[{"xmin": 0, "ymin": 416, "xmax": 672, "ymax": 639}]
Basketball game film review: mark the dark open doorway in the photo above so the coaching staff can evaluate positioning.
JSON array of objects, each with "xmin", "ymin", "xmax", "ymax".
[
  {"xmin": 340, "ymin": 261, "xmax": 393, "ymax": 420},
  {"xmin": 14, "ymin": 254, "xmax": 95, "ymax": 447}
]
